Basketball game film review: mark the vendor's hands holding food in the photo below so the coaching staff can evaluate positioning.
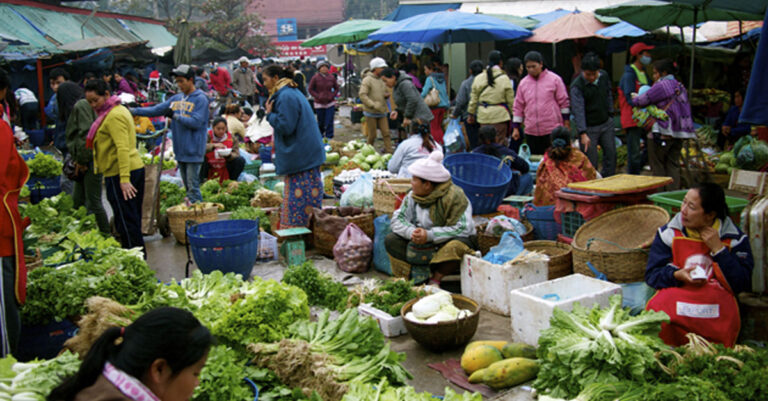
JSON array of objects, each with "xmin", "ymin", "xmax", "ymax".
[{"xmin": 411, "ymin": 228, "xmax": 428, "ymax": 244}]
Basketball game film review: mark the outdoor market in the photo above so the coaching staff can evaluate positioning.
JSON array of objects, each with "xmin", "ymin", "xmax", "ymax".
[{"xmin": 2, "ymin": 0, "xmax": 768, "ymax": 400}]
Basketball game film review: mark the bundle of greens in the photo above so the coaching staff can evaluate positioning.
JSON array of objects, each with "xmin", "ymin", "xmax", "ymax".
[
  {"xmin": 348, "ymin": 278, "xmax": 425, "ymax": 317},
  {"xmin": 25, "ymin": 152, "xmax": 62, "ymax": 178},
  {"xmin": 533, "ymin": 295, "xmax": 670, "ymax": 399},
  {"xmin": 249, "ymin": 309, "xmax": 412, "ymax": 399},
  {"xmin": 574, "ymin": 376, "xmax": 730, "ymax": 401},
  {"xmin": 43, "ymin": 231, "xmax": 121, "ymax": 266},
  {"xmin": 230, "ymin": 206, "xmax": 271, "ymax": 233},
  {"xmin": 0, "ymin": 351, "xmax": 81, "ymax": 400},
  {"xmin": 343, "ymin": 378, "xmax": 482, "ymax": 401},
  {"xmin": 193, "ymin": 345, "xmax": 259, "ymax": 401},
  {"xmin": 21, "ymin": 247, "xmax": 157, "ymax": 325},
  {"xmin": 140, "ymin": 154, "xmax": 177, "ymax": 171},
  {"xmin": 20, "ymin": 194, "xmax": 101, "ymax": 254},
  {"xmin": 201, "ymin": 179, "xmax": 260, "ymax": 211},
  {"xmin": 159, "ymin": 181, "xmax": 186, "ymax": 214},
  {"xmin": 281, "ymin": 261, "xmax": 349, "ymax": 311}
]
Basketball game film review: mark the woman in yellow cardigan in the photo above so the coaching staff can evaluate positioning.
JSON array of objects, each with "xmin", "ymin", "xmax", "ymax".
[{"xmin": 84, "ymin": 79, "xmax": 146, "ymax": 255}]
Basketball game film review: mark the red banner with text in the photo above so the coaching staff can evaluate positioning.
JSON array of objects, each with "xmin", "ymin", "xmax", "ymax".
[{"xmin": 271, "ymin": 41, "xmax": 327, "ymax": 58}]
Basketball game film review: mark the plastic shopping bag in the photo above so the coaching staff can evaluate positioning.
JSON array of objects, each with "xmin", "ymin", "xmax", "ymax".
[
  {"xmin": 373, "ymin": 214, "xmax": 392, "ymax": 275},
  {"xmin": 483, "ymin": 231, "xmax": 525, "ymax": 265},
  {"xmin": 340, "ymin": 173, "xmax": 374, "ymax": 208},
  {"xmin": 333, "ymin": 223, "xmax": 373, "ymax": 273},
  {"xmin": 485, "ymin": 215, "xmax": 528, "ymax": 237},
  {"xmin": 443, "ymin": 118, "xmax": 465, "ymax": 153}
]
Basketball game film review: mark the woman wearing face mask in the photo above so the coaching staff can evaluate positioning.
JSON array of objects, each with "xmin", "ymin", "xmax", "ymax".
[
  {"xmin": 645, "ymin": 183, "xmax": 753, "ymax": 347},
  {"xmin": 631, "ymin": 59, "xmax": 695, "ymax": 191},
  {"xmin": 619, "ymin": 42, "xmax": 654, "ymax": 175},
  {"xmin": 49, "ymin": 307, "xmax": 213, "ymax": 401},
  {"xmin": 512, "ymin": 51, "xmax": 570, "ymax": 155}
]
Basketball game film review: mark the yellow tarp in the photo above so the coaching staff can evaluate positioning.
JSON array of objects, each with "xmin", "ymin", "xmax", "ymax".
[{"xmin": 567, "ymin": 174, "xmax": 673, "ymax": 193}]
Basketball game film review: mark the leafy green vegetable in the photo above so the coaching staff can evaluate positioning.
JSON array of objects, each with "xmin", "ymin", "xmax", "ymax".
[
  {"xmin": 140, "ymin": 154, "xmax": 177, "ymax": 170},
  {"xmin": 281, "ymin": 261, "xmax": 349, "ymax": 311},
  {"xmin": 230, "ymin": 206, "xmax": 271, "ymax": 233},
  {"xmin": 533, "ymin": 295, "xmax": 670, "ymax": 399},
  {"xmin": 159, "ymin": 181, "xmax": 186, "ymax": 214},
  {"xmin": 342, "ymin": 378, "xmax": 482, "ymax": 401},
  {"xmin": 0, "ymin": 351, "xmax": 81, "ymax": 400},
  {"xmin": 201, "ymin": 179, "xmax": 260, "ymax": 211},
  {"xmin": 26, "ymin": 152, "xmax": 62, "ymax": 178},
  {"xmin": 575, "ymin": 377, "xmax": 730, "ymax": 401},
  {"xmin": 193, "ymin": 345, "xmax": 256, "ymax": 401},
  {"xmin": 361, "ymin": 279, "xmax": 424, "ymax": 317}
]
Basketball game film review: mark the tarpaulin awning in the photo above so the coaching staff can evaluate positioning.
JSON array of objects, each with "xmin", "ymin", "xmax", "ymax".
[
  {"xmin": 596, "ymin": 21, "xmax": 648, "ymax": 38},
  {"xmin": 384, "ymin": 3, "xmax": 461, "ymax": 21},
  {"xmin": 595, "ymin": 0, "xmax": 762, "ymax": 31},
  {"xmin": 526, "ymin": 11, "xmax": 609, "ymax": 43},
  {"xmin": 59, "ymin": 35, "xmax": 142, "ymax": 52},
  {"xmin": 369, "ymin": 10, "xmax": 531, "ymax": 43}
]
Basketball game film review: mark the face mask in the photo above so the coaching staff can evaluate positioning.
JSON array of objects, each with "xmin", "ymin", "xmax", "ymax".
[{"xmin": 640, "ymin": 55, "xmax": 652, "ymax": 66}]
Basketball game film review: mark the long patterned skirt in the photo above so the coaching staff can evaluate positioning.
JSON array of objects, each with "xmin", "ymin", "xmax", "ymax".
[{"xmin": 280, "ymin": 167, "xmax": 323, "ymax": 228}]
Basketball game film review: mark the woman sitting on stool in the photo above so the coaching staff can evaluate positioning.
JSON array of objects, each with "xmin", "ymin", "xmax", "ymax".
[
  {"xmin": 385, "ymin": 150, "xmax": 477, "ymax": 285},
  {"xmin": 200, "ymin": 117, "xmax": 245, "ymax": 183}
]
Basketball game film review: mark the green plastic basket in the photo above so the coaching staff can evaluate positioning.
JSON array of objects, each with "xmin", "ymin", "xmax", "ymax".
[
  {"xmin": 561, "ymin": 211, "xmax": 586, "ymax": 238},
  {"xmin": 243, "ymin": 160, "xmax": 262, "ymax": 177},
  {"xmin": 647, "ymin": 190, "xmax": 749, "ymax": 223}
]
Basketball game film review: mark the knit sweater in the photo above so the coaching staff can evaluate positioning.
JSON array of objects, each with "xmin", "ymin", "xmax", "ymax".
[{"xmin": 92, "ymin": 105, "xmax": 144, "ymax": 183}]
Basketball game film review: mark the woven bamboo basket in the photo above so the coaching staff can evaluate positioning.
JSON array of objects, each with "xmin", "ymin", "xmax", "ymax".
[
  {"xmin": 167, "ymin": 203, "xmax": 223, "ymax": 244},
  {"xmin": 313, "ymin": 211, "xmax": 375, "ymax": 257},
  {"xmin": 373, "ymin": 178, "xmax": 412, "ymax": 215},
  {"xmin": 477, "ymin": 219, "xmax": 534, "ymax": 255},
  {"xmin": 572, "ymin": 205, "xmax": 669, "ymax": 283},
  {"xmin": 401, "ymin": 294, "xmax": 480, "ymax": 351},
  {"xmin": 523, "ymin": 240, "xmax": 573, "ymax": 279},
  {"xmin": 390, "ymin": 255, "xmax": 411, "ymax": 279}
]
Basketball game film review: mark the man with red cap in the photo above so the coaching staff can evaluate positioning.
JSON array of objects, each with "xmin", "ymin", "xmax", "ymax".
[{"xmin": 619, "ymin": 42, "xmax": 655, "ymax": 174}]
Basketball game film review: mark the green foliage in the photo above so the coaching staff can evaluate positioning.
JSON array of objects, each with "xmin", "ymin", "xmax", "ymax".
[
  {"xmin": 0, "ymin": 351, "xmax": 81, "ymax": 399},
  {"xmin": 191, "ymin": 0, "xmax": 274, "ymax": 54},
  {"xmin": 281, "ymin": 261, "xmax": 349, "ymax": 311},
  {"xmin": 201, "ymin": 179, "xmax": 259, "ymax": 211},
  {"xmin": 194, "ymin": 345, "xmax": 256, "ymax": 401},
  {"xmin": 533, "ymin": 295, "xmax": 670, "ymax": 399},
  {"xmin": 362, "ymin": 279, "xmax": 425, "ymax": 317},
  {"xmin": 230, "ymin": 206, "xmax": 271, "ymax": 232},
  {"xmin": 343, "ymin": 377, "xmax": 482, "ymax": 401},
  {"xmin": 26, "ymin": 152, "xmax": 62, "ymax": 178},
  {"xmin": 159, "ymin": 181, "xmax": 186, "ymax": 214}
]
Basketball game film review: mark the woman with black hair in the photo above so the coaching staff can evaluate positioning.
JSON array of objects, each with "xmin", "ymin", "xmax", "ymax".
[
  {"xmin": 60, "ymin": 81, "xmax": 110, "ymax": 234},
  {"xmin": 533, "ymin": 126, "xmax": 596, "ymax": 206},
  {"xmin": 472, "ymin": 125, "xmax": 532, "ymax": 196},
  {"xmin": 646, "ymin": 182, "xmax": 753, "ymax": 347},
  {"xmin": 467, "ymin": 50, "xmax": 516, "ymax": 148},
  {"xmin": 512, "ymin": 51, "xmax": 571, "ymax": 155},
  {"xmin": 0, "ymin": 69, "xmax": 29, "ymax": 357},
  {"xmin": 720, "ymin": 87, "xmax": 750, "ymax": 148},
  {"xmin": 505, "ymin": 57, "xmax": 523, "ymax": 91},
  {"xmin": 49, "ymin": 307, "xmax": 213, "ymax": 401},
  {"xmin": 632, "ymin": 59, "xmax": 695, "ymax": 190},
  {"xmin": 421, "ymin": 61, "xmax": 450, "ymax": 144}
]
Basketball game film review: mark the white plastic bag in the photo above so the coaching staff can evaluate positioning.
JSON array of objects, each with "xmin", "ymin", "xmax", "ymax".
[
  {"xmin": 443, "ymin": 118, "xmax": 465, "ymax": 153},
  {"xmin": 340, "ymin": 172, "xmax": 374, "ymax": 208}
]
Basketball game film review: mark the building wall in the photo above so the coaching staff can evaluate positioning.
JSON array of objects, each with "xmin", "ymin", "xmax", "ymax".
[{"xmin": 248, "ymin": 0, "xmax": 345, "ymax": 40}]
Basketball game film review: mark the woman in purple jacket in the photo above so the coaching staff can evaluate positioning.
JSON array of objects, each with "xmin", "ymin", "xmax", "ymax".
[
  {"xmin": 632, "ymin": 59, "xmax": 695, "ymax": 190},
  {"xmin": 308, "ymin": 60, "xmax": 340, "ymax": 139}
]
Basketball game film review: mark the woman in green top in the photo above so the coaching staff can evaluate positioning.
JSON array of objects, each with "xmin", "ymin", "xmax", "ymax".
[
  {"xmin": 84, "ymin": 79, "xmax": 145, "ymax": 255},
  {"xmin": 60, "ymin": 82, "xmax": 110, "ymax": 233}
]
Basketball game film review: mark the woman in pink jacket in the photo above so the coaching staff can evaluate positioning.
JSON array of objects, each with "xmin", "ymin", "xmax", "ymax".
[{"xmin": 512, "ymin": 51, "xmax": 571, "ymax": 155}]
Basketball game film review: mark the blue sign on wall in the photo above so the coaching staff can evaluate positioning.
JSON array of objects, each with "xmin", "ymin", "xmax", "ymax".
[{"xmin": 277, "ymin": 18, "xmax": 297, "ymax": 42}]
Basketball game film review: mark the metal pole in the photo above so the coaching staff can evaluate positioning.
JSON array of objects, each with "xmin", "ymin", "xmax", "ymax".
[
  {"xmin": 689, "ymin": 7, "xmax": 698, "ymax": 90},
  {"xmin": 36, "ymin": 58, "xmax": 46, "ymax": 127}
]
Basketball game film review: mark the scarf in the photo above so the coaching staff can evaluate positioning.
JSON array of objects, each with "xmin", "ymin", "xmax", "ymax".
[
  {"xmin": 86, "ymin": 95, "xmax": 121, "ymax": 149},
  {"xmin": 268, "ymin": 78, "xmax": 298, "ymax": 97},
  {"xmin": 412, "ymin": 180, "xmax": 468, "ymax": 227},
  {"xmin": 103, "ymin": 362, "xmax": 160, "ymax": 401},
  {"xmin": 686, "ymin": 219, "xmax": 721, "ymax": 240}
]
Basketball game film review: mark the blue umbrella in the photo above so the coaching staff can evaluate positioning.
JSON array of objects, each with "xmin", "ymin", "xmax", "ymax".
[
  {"xmin": 527, "ymin": 9, "xmax": 575, "ymax": 28},
  {"xmin": 595, "ymin": 21, "xmax": 648, "ymax": 38},
  {"xmin": 367, "ymin": 10, "xmax": 531, "ymax": 43},
  {"xmin": 740, "ymin": 9, "xmax": 768, "ymax": 125}
]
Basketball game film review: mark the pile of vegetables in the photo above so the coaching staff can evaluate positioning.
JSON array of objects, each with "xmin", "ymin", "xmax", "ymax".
[
  {"xmin": 0, "ymin": 352, "xmax": 81, "ymax": 401},
  {"xmin": 696, "ymin": 125, "xmax": 718, "ymax": 147},
  {"xmin": 249, "ymin": 308, "xmax": 412, "ymax": 399},
  {"xmin": 25, "ymin": 152, "xmax": 62, "ymax": 178},
  {"xmin": 21, "ymin": 247, "xmax": 156, "ymax": 325},
  {"xmin": 158, "ymin": 181, "xmax": 186, "ymax": 214},
  {"xmin": 282, "ymin": 261, "xmax": 349, "ymax": 311},
  {"xmin": 140, "ymin": 154, "xmax": 176, "ymax": 170},
  {"xmin": 20, "ymin": 194, "xmax": 104, "ymax": 256},
  {"xmin": 337, "ymin": 140, "xmax": 393, "ymax": 172},
  {"xmin": 348, "ymin": 278, "xmax": 426, "ymax": 317},
  {"xmin": 533, "ymin": 295, "xmax": 670, "ymax": 399},
  {"xmin": 404, "ymin": 291, "xmax": 473, "ymax": 324},
  {"xmin": 229, "ymin": 205, "xmax": 271, "ymax": 232},
  {"xmin": 343, "ymin": 378, "xmax": 481, "ymax": 400},
  {"xmin": 716, "ymin": 136, "xmax": 768, "ymax": 172},
  {"xmin": 200, "ymin": 179, "xmax": 260, "ymax": 211}
]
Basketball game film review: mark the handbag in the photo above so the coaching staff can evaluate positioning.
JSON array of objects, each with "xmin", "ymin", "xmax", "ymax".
[
  {"xmin": 424, "ymin": 77, "xmax": 441, "ymax": 107},
  {"xmin": 63, "ymin": 154, "xmax": 85, "ymax": 182}
]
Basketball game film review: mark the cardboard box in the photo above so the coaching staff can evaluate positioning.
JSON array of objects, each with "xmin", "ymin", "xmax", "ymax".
[
  {"xmin": 729, "ymin": 169, "xmax": 768, "ymax": 195},
  {"xmin": 509, "ymin": 274, "xmax": 622, "ymax": 345},
  {"xmin": 460, "ymin": 253, "xmax": 549, "ymax": 316}
]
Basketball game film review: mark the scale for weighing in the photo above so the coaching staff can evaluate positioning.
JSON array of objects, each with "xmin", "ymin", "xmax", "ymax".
[{"xmin": 275, "ymin": 227, "xmax": 312, "ymax": 266}]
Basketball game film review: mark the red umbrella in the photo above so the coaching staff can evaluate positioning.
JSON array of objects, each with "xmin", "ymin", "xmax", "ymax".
[{"xmin": 525, "ymin": 11, "xmax": 609, "ymax": 43}]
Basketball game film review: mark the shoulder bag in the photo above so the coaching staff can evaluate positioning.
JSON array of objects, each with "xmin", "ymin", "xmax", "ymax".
[{"xmin": 424, "ymin": 77, "xmax": 441, "ymax": 107}]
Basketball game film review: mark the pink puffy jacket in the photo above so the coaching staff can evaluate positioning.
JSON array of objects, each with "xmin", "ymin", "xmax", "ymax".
[{"xmin": 512, "ymin": 69, "xmax": 570, "ymax": 137}]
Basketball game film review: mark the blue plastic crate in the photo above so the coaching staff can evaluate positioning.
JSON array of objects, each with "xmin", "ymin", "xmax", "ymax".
[
  {"xmin": 522, "ymin": 203, "xmax": 560, "ymax": 240},
  {"xmin": 17, "ymin": 319, "xmax": 78, "ymax": 362},
  {"xmin": 27, "ymin": 176, "xmax": 62, "ymax": 204},
  {"xmin": 187, "ymin": 219, "xmax": 260, "ymax": 279},
  {"xmin": 443, "ymin": 153, "xmax": 512, "ymax": 214}
]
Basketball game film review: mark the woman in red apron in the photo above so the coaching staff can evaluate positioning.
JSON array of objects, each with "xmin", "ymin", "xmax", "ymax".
[
  {"xmin": 200, "ymin": 117, "xmax": 244, "ymax": 183},
  {"xmin": 645, "ymin": 183, "xmax": 753, "ymax": 347}
]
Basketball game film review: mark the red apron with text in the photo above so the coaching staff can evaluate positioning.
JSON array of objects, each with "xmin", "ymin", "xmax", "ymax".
[
  {"xmin": 205, "ymin": 130, "xmax": 232, "ymax": 183},
  {"xmin": 646, "ymin": 229, "xmax": 740, "ymax": 347}
]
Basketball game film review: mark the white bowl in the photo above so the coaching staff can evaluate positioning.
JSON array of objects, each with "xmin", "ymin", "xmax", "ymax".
[{"xmin": 215, "ymin": 148, "xmax": 232, "ymax": 157}]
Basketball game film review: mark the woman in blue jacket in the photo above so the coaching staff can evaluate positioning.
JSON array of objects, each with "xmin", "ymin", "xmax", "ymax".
[
  {"xmin": 263, "ymin": 65, "xmax": 325, "ymax": 228},
  {"xmin": 421, "ymin": 61, "xmax": 450, "ymax": 144}
]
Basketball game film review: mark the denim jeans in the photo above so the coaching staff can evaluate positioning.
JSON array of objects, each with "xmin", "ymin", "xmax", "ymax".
[{"xmin": 178, "ymin": 162, "xmax": 203, "ymax": 203}]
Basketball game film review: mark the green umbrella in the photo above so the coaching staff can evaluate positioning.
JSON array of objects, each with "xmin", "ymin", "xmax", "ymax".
[
  {"xmin": 486, "ymin": 14, "xmax": 539, "ymax": 30},
  {"xmin": 173, "ymin": 20, "xmax": 190, "ymax": 66},
  {"xmin": 301, "ymin": 19, "xmax": 394, "ymax": 47}
]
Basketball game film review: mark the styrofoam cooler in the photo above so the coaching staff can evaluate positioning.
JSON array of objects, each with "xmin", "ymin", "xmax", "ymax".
[
  {"xmin": 358, "ymin": 303, "xmax": 407, "ymax": 337},
  {"xmin": 460, "ymin": 253, "xmax": 549, "ymax": 316},
  {"xmin": 746, "ymin": 197, "xmax": 768, "ymax": 293},
  {"xmin": 508, "ymin": 273, "xmax": 622, "ymax": 345}
]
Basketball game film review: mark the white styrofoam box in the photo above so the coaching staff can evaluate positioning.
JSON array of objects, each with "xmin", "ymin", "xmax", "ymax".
[
  {"xmin": 509, "ymin": 273, "xmax": 622, "ymax": 345},
  {"xmin": 357, "ymin": 303, "xmax": 407, "ymax": 337},
  {"xmin": 730, "ymin": 169, "xmax": 768, "ymax": 195},
  {"xmin": 460, "ymin": 253, "xmax": 549, "ymax": 316},
  {"xmin": 748, "ymin": 197, "xmax": 768, "ymax": 293}
]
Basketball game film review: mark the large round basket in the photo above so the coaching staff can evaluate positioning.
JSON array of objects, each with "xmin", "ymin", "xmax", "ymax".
[
  {"xmin": 401, "ymin": 294, "xmax": 480, "ymax": 352},
  {"xmin": 478, "ymin": 220, "xmax": 534, "ymax": 255},
  {"xmin": 167, "ymin": 203, "xmax": 222, "ymax": 244},
  {"xmin": 523, "ymin": 240, "xmax": 573, "ymax": 279},
  {"xmin": 373, "ymin": 178, "xmax": 412, "ymax": 215},
  {"xmin": 572, "ymin": 205, "xmax": 669, "ymax": 283},
  {"xmin": 443, "ymin": 153, "xmax": 512, "ymax": 214}
]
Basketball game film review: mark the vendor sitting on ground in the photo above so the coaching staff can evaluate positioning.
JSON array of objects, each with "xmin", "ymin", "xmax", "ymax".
[
  {"xmin": 200, "ymin": 117, "xmax": 245, "ymax": 183},
  {"xmin": 386, "ymin": 150, "xmax": 477, "ymax": 285},
  {"xmin": 645, "ymin": 182, "xmax": 753, "ymax": 347},
  {"xmin": 387, "ymin": 122, "xmax": 437, "ymax": 178},
  {"xmin": 472, "ymin": 125, "xmax": 533, "ymax": 196},
  {"xmin": 533, "ymin": 126, "xmax": 597, "ymax": 206}
]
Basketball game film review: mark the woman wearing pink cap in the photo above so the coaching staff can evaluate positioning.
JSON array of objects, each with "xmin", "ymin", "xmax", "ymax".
[{"xmin": 386, "ymin": 150, "xmax": 477, "ymax": 285}]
